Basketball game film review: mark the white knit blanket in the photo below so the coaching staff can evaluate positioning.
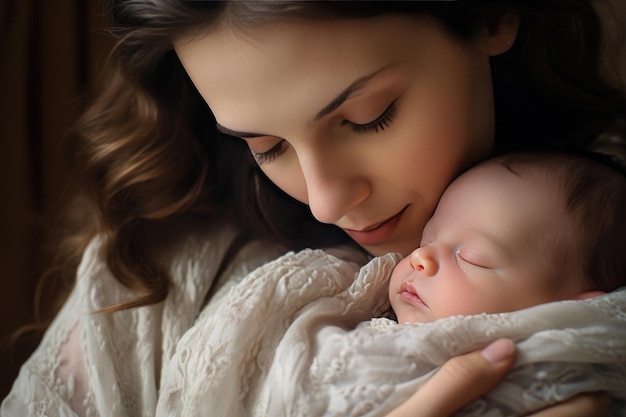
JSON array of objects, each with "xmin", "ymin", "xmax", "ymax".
[{"xmin": 156, "ymin": 249, "xmax": 626, "ymax": 417}]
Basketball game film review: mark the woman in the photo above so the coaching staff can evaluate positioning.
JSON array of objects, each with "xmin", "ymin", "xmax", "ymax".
[{"xmin": 3, "ymin": 1, "xmax": 624, "ymax": 416}]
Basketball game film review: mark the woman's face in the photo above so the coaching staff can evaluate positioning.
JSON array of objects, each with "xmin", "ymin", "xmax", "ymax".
[{"xmin": 176, "ymin": 15, "xmax": 511, "ymax": 256}]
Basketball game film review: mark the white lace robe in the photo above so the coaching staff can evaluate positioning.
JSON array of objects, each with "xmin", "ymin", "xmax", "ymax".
[
  {"xmin": 2, "ymin": 228, "xmax": 626, "ymax": 416},
  {"xmin": 1, "ymin": 225, "xmax": 287, "ymax": 417}
]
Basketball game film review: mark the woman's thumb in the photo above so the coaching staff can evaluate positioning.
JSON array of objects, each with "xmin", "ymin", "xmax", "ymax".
[{"xmin": 386, "ymin": 338, "xmax": 516, "ymax": 417}]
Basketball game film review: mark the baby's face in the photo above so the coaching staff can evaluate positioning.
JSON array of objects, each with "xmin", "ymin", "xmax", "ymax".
[{"xmin": 389, "ymin": 160, "xmax": 584, "ymax": 324}]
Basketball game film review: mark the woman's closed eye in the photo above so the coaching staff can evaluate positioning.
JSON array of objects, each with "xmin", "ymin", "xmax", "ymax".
[
  {"xmin": 248, "ymin": 99, "xmax": 397, "ymax": 165},
  {"xmin": 343, "ymin": 100, "xmax": 396, "ymax": 134},
  {"xmin": 251, "ymin": 139, "xmax": 287, "ymax": 165}
]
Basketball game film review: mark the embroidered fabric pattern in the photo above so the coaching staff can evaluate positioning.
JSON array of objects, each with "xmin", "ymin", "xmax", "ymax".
[
  {"xmin": 156, "ymin": 250, "xmax": 626, "ymax": 417},
  {"xmin": 1, "ymin": 226, "xmax": 287, "ymax": 417},
  {"xmin": 2, "ymin": 237, "xmax": 625, "ymax": 417}
]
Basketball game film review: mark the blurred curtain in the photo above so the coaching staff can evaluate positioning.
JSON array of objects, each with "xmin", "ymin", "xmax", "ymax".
[{"xmin": 0, "ymin": 0, "xmax": 113, "ymax": 397}]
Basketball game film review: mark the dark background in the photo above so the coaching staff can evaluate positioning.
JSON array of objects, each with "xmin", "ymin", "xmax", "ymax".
[
  {"xmin": 0, "ymin": 0, "xmax": 624, "ymax": 401},
  {"xmin": 0, "ymin": 0, "xmax": 113, "ymax": 397}
]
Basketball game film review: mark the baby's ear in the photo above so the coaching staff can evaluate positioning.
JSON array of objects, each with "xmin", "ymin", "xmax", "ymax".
[{"xmin": 572, "ymin": 290, "xmax": 606, "ymax": 300}]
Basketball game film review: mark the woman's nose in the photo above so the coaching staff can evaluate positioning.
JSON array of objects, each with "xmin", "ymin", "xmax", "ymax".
[
  {"xmin": 409, "ymin": 246, "xmax": 439, "ymax": 276},
  {"xmin": 299, "ymin": 148, "xmax": 370, "ymax": 224}
]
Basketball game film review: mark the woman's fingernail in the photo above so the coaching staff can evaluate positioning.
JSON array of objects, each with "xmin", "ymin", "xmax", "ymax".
[{"xmin": 480, "ymin": 339, "xmax": 515, "ymax": 363}]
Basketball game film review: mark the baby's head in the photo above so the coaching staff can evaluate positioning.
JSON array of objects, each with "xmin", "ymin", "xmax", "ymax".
[{"xmin": 389, "ymin": 151, "xmax": 626, "ymax": 324}]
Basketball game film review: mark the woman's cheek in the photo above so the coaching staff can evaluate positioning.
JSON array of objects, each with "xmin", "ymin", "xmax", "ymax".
[{"xmin": 261, "ymin": 157, "xmax": 309, "ymax": 204}]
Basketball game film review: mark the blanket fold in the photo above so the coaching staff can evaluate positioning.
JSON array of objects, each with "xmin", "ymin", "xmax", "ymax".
[{"xmin": 156, "ymin": 249, "xmax": 626, "ymax": 417}]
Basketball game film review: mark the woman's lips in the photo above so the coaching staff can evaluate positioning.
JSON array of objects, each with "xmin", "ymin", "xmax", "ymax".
[{"xmin": 343, "ymin": 205, "xmax": 408, "ymax": 246}]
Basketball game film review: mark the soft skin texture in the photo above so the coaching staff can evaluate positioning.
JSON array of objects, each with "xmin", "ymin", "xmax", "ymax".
[
  {"xmin": 175, "ymin": 15, "xmax": 516, "ymax": 257},
  {"xmin": 389, "ymin": 160, "xmax": 601, "ymax": 324}
]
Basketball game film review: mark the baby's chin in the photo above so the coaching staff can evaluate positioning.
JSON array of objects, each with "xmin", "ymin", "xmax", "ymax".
[{"xmin": 395, "ymin": 310, "xmax": 435, "ymax": 325}]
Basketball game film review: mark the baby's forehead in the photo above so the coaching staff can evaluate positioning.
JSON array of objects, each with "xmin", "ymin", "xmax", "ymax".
[
  {"xmin": 443, "ymin": 158, "xmax": 567, "ymax": 217},
  {"xmin": 454, "ymin": 158, "xmax": 531, "ymax": 186},
  {"xmin": 469, "ymin": 157, "xmax": 559, "ymax": 188}
]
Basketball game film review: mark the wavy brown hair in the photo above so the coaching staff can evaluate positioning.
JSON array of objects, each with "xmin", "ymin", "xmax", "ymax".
[{"xmin": 52, "ymin": 0, "xmax": 626, "ymax": 313}]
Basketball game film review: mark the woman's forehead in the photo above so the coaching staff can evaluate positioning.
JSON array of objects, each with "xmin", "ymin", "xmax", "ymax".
[{"xmin": 175, "ymin": 15, "xmax": 446, "ymax": 129}]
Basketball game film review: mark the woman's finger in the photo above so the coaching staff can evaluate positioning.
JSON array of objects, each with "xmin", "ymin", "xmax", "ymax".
[
  {"xmin": 526, "ymin": 392, "xmax": 611, "ymax": 417},
  {"xmin": 385, "ymin": 338, "xmax": 516, "ymax": 417}
]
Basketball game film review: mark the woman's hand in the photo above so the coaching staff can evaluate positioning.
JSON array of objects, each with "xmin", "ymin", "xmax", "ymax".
[
  {"xmin": 384, "ymin": 339, "xmax": 610, "ymax": 417},
  {"xmin": 385, "ymin": 338, "xmax": 516, "ymax": 417},
  {"xmin": 528, "ymin": 392, "xmax": 610, "ymax": 417}
]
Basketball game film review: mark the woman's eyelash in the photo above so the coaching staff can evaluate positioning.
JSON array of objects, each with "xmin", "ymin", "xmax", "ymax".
[
  {"xmin": 250, "ymin": 101, "xmax": 397, "ymax": 164},
  {"xmin": 252, "ymin": 140, "xmax": 286, "ymax": 165},
  {"xmin": 348, "ymin": 101, "xmax": 397, "ymax": 134}
]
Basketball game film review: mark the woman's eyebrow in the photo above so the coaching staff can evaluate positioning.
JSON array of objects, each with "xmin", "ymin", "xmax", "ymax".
[
  {"xmin": 313, "ymin": 65, "xmax": 390, "ymax": 121},
  {"xmin": 215, "ymin": 65, "xmax": 391, "ymax": 138},
  {"xmin": 215, "ymin": 123, "xmax": 265, "ymax": 138}
]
